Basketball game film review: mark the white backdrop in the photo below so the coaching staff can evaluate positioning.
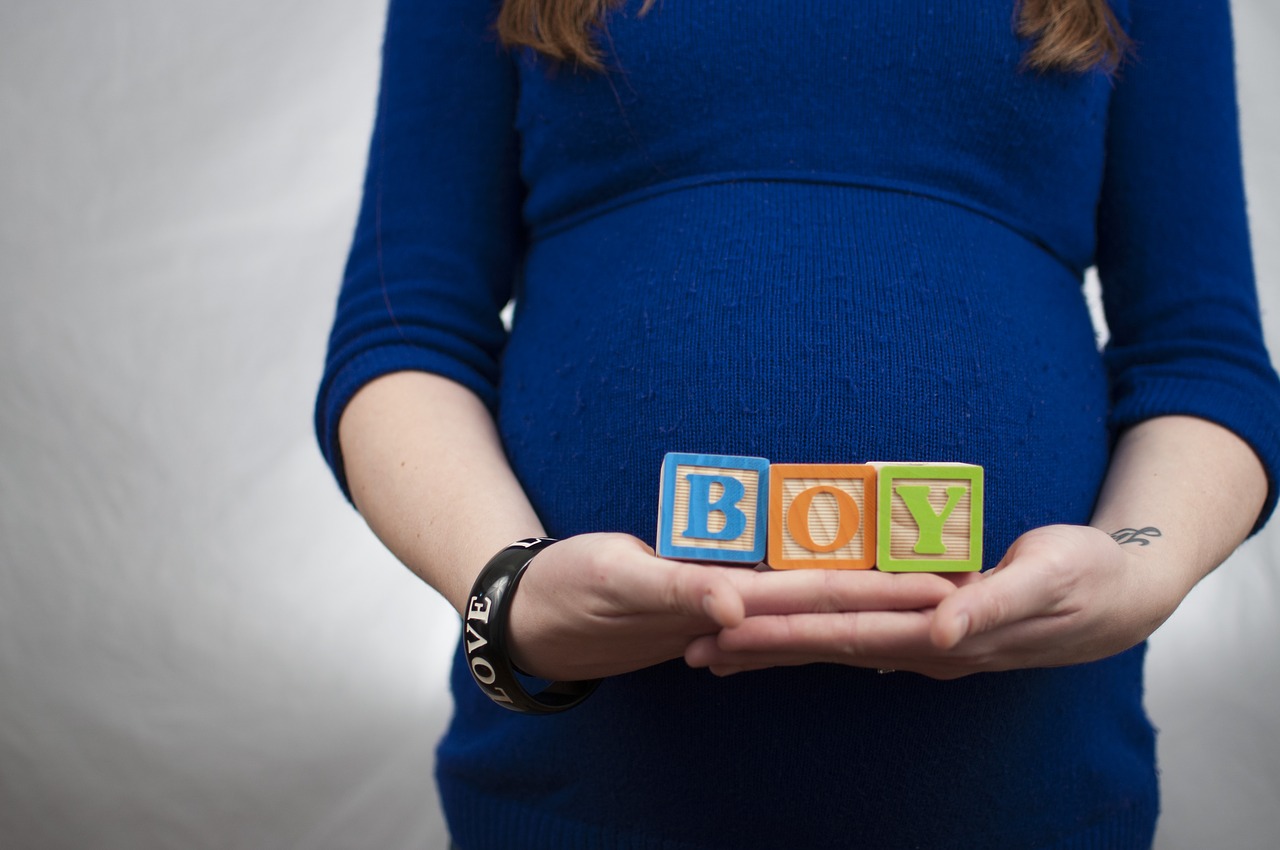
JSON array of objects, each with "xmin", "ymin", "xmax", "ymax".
[{"xmin": 1, "ymin": 2, "xmax": 1277, "ymax": 848}]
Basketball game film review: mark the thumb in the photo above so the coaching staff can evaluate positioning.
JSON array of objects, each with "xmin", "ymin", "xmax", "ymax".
[
  {"xmin": 657, "ymin": 562, "xmax": 746, "ymax": 628},
  {"xmin": 930, "ymin": 556, "xmax": 1055, "ymax": 650}
]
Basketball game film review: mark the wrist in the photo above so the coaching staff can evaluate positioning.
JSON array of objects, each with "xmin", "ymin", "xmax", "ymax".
[
  {"xmin": 462, "ymin": 537, "xmax": 599, "ymax": 714},
  {"xmin": 1093, "ymin": 522, "xmax": 1196, "ymax": 624}
]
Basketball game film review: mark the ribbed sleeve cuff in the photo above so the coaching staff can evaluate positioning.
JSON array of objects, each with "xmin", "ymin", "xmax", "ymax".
[
  {"xmin": 313, "ymin": 344, "xmax": 500, "ymax": 502},
  {"xmin": 1109, "ymin": 374, "xmax": 1280, "ymax": 534}
]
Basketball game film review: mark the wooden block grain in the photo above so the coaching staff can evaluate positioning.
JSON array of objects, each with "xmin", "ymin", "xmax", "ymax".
[
  {"xmin": 656, "ymin": 452, "xmax": 770, "ymax": 564},
  {"xmin": 874, "ymin": 463, "xmax": 983, "ymax": 572},
  {"xmin": 767, "ymin": 464, "xmax": 877, "ymax": 570}
]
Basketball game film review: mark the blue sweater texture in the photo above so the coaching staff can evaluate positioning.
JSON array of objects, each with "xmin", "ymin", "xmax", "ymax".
[{"xmin": 316, "ymin": 1, "xmax": 1280, "ymax": 847}]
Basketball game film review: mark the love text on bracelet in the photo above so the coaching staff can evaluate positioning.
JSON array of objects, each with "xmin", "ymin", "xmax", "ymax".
[{"xmin": 463, "ymin": 537, "xmax": 600, "ymax": 714}]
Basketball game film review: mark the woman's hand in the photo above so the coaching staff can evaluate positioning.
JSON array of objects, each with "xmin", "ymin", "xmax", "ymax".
[
  {"xmin": 504, "ymin": 533, "xmax": 743, "ymax": 681},
  {"xmin": 684, "ymin": 524, "xmax": 1184, "ymax": 680},
  {"xmin": 926, "ymin": 524, "xmax": 1177, "ymax": 674},
  {"xmin": 506, "ymin": 533, "xmax": 960, "ymax": 682}
]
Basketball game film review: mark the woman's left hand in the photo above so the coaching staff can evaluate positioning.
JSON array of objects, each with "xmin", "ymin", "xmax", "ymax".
[{"xmin": 684, "ymin": 524, "xmax": 1184, "ymax": 680}]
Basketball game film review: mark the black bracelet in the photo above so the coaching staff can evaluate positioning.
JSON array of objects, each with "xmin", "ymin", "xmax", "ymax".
[{"xmin": 463, "ymin": 537, "xmax": 600, "ymax": 714}]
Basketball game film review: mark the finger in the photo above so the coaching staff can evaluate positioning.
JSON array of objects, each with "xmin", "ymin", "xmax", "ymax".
[
  {"xmin": 686, "ymin": 633, "xmax": 838, "ymax": 672},
  {"xmin": 930, "ymin": 552, "xmax": 1068, "ymax": 650},
  {"xmin": 560, "ymin": 536, "xmax": 743, "ymax": 627},
  {"xmin": 716, "ymin": 568, "xmax": 958, "ymax": 616},
  {"xmin": 696, "ymin": 568, "xmax": 746, "ymax": 627},
  {"xmin": 684, "ymin": 630, "xmax": 915, "ymax": 674},
  {"xmin": 722, "ymin": 609, "xmax": 935, "ymax": 656},
  {"xmin": 943, "ymin": 571, "xmax": 985, "ymax": 589},
  {"xmin": 621, "ymin": 554, "xmax": 746, "ymax": 628}
]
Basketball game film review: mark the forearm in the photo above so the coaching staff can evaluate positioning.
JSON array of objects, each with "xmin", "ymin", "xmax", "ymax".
[
  {"xmin": 1088, "ymin": 415, "xmax": 1268, "ymax": 611},
  {"xmin": 337, "ymin": 370, "xmax": 546, "ymax": 614}
]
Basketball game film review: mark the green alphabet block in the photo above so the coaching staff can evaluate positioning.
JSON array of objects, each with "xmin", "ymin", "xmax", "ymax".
[{"xmin": 875, "ymin": 463, "xmax": 983, "ymax": 572}]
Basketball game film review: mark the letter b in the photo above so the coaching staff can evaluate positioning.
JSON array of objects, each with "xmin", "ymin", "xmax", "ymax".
[
  {"xmin": 684, "ymin": 473, "xmax": 747, "ymax": 540},
  {"xmin": 656, "ymin": 453, "xmax": 769, "ymax": 564}
]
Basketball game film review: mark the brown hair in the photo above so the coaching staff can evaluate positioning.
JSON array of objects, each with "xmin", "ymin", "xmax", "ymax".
[
  {"xmin": 1016, "ymin": 0, "xmax": 1131, "ymax": 74},
  {"xmin": 497, "ymin": 0, "xmax": 1131, "ymax": 75}
]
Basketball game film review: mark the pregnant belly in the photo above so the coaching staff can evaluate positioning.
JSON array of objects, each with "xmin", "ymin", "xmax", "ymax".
[{"xmin": 498, "ymin": 181, "xmax": 1110, "ymax": 564}]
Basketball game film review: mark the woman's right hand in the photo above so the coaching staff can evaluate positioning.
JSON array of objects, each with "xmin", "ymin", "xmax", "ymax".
[{"xmin": 503, "ymin": 533, "xmax": 749, "ymax": 681}]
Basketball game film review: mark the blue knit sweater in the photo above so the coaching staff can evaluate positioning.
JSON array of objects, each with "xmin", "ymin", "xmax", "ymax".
[{"xmin": 316, "ymin": 1, "xmax": 1280, "ymax": 847}]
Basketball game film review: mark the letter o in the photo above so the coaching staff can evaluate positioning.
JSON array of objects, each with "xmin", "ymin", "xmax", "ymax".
[
  {"xmin": 469, "ymin": 656, "xmax": 497, "ymax": 685},
  {"xmin": 786, "ymin": 485, "xmax": 859, "ymax": 553}
]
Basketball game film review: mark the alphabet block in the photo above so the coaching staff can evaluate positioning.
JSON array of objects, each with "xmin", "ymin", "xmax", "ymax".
[
  {"xmin": 874, "ymin": 463, "xmax": 983, "ymax": 572},
  {"xmin": 657, "ymin": 452, "xmax": 769, "ymax": 564},
  {"xmin": 767, "ymin": 464, "xmax": 877, "ymax": 570}
]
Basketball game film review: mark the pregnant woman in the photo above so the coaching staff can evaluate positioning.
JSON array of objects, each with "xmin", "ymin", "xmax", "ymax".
[{"xmin": 316, "ymin": 1, "xmax": 1280, "ymax": 846}]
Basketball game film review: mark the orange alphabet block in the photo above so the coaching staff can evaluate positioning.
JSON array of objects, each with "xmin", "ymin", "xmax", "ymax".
[{"xmin": 766, "ymin": 464, "xmax": 877, "ymax": 570}]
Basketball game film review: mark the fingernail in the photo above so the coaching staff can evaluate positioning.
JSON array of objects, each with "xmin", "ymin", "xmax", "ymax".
[
  {"xmin": 702, "ymin": 593, "xmax": 717, "ymax": 619},
  {"xmin": 711, "ymin": 666, "xmax": 742, "ymax": 677},
  {"xmin": 955, "ymin": 613, "xmax": 970, "ymax": 639}
]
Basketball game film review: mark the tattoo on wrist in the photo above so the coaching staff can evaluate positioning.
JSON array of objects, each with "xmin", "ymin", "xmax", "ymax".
[{"xmin": 1110, "ymin": 527, "xmax": 1162, "ymax": 546}]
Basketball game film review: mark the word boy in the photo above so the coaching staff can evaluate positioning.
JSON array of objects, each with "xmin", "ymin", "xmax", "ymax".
[{"xmin": 656, "ymin": 452, "xmax": 983, "ymax": 572}]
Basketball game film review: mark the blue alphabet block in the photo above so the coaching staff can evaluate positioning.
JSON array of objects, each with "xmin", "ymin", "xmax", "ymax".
[{"xmin": 657, "ymin": 452, "xmax": 770, "ymax": 564}]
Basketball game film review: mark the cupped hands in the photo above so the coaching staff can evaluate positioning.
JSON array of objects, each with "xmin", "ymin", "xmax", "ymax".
[{"xmin": 685, "ymin": 524, "xmax": 1184, "ymax": 680}]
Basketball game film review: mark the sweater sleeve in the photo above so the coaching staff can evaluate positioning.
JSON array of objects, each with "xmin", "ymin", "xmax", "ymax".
[
  {"xmin": 1096, "ymin": 0, "xmax": 1280, "ymax": 531},
  {"xmin": 314, "ymin": 0, "xmax": 523, "ymax": 498}
]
